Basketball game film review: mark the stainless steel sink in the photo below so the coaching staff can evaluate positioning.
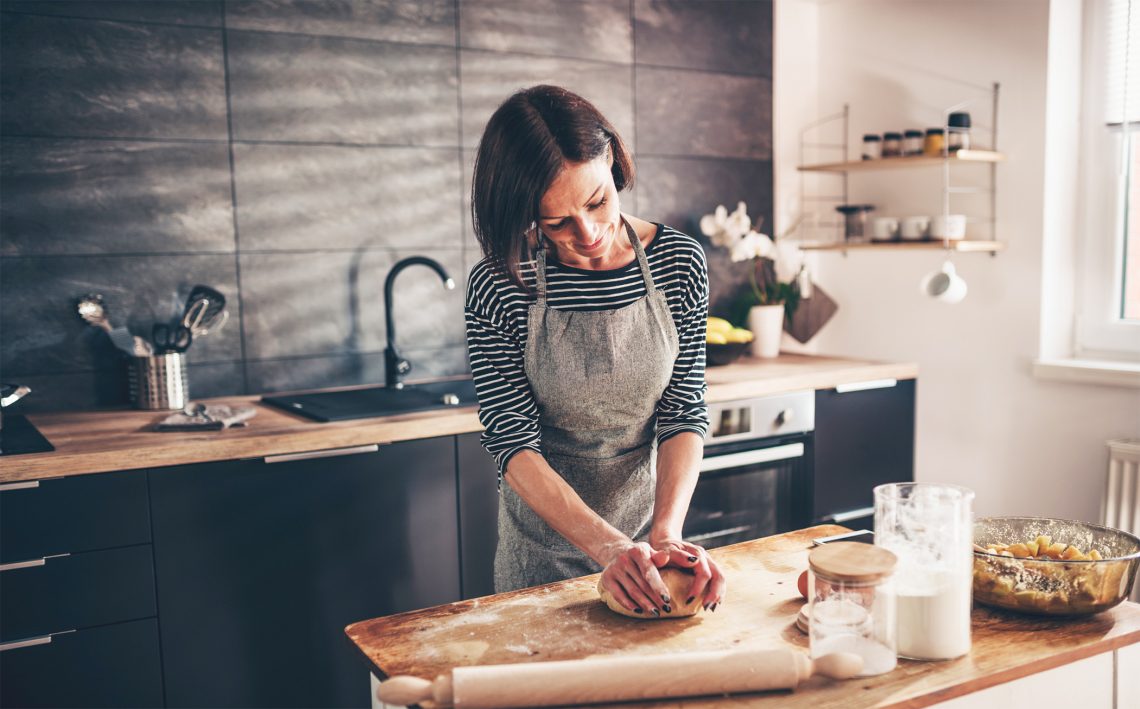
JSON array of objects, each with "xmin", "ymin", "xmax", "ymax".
[{"xmin": 261, "ymin": 378, "xmax": 477, "ymax": 423}]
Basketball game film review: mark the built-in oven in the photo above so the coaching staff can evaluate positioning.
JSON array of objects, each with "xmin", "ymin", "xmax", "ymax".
[{"xmin": 681, "ymin": 391, "xmax": 814, "ymax": 549}]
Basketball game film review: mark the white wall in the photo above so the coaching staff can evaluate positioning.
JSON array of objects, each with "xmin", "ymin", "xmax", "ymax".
[{"xmin": 775, "ymin": 0, "xmax": 1140, "ymax": 521}]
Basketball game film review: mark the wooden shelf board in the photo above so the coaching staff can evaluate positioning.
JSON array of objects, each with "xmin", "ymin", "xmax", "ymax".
[
  {"xmin": 798, "ymin": 149, "xmax": 1006, "ymax": 173},
  {"xmin": 800, "ymin": 240, "xmax": 1005, "ymax": 253}
]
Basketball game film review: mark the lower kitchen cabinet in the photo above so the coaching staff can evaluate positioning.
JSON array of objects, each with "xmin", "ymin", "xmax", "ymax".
[
  {"xmin": 148, "ymin": 436, "xmax": 461, "ymax": 708},
  {"xmin": 0, "ymin": 618, "xmax": 163, "ymax": 708},
  {"xmin": 812, "ymin": 378, "xmax": 916, "ymax": 530},
  {"xmin": 456, "ymin": 432, "xmax": 499, "ymax": 599}
]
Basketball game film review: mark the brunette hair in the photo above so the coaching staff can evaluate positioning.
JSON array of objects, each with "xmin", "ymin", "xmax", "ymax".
[{"xmin": 471, "ymin": 85, "xmax": 635, "ymax": 288}]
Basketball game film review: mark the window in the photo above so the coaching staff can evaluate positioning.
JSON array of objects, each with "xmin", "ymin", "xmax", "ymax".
[{"xmin": 1078, "ymin": 0, "xmax": 1140, "ymax": 356}]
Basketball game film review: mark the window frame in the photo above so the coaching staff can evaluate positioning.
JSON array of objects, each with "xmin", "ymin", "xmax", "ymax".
[{"xmin": 1076, "ymin": 0, "xmax": 1140, "ymax": 360}]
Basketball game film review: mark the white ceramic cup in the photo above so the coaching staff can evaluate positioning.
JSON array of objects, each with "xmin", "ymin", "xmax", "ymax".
[
  {"xmin": 871, "ymin": 217, "xmax": 899, "ymax": 241},
  {"xmin": 919, "ymin": 260, "xmax": 967, "ymax": 303},
  {"xmin": 929, "ymin": 214, "xmax": 967, "ymax": 240},
  {"xmin": 899, "ymin": 216, "xmax": 930, "ymax": 240}
]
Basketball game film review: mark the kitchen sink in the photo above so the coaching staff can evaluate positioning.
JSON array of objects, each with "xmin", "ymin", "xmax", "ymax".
[{"xmin": 261, "ymin": 378, "xmax": 478, "ymax": 423}]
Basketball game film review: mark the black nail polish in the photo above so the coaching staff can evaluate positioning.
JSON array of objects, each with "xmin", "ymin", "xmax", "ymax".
[
  {"xmin": 634, "ymin": 607, "xmax": 643, "ymax": 614},
  {"xmin": 686, "ymin": 596, "xmax": 695, "ymax": 605},
  {"xmin": 651, "ymin": 608, "xmax": 660, "ymax": 617},
  {"xmin": 663, "ymin": 604, "xmax": 672, "ymax": 613},
  {"xmin": 661, "ymin": 594, "xmax": 670, "ymax": 603},
  {"xmin": 711, "ymin": 603, "xmax": 718, "ymax": 612},
  {"xmin": 688, "ymin": 555, "xmax": 698, "ymax": 562}
]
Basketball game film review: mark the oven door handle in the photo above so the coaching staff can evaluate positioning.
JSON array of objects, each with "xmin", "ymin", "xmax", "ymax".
[{"xmin": 699, "ymin": 442, "xmax": 805, "ymax": 473}]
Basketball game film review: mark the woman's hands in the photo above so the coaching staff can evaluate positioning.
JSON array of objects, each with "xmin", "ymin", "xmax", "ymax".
[
  {"xmin": 598, "ymin": 537, "xmax": 726, "ymax": 615},
  {"xmin": 598, "ymin": 541, "xmax": 672, "ymax": 616},
  {"xmin": 649, "ymin": 536, "xmax": 726, "ymax": 611}
]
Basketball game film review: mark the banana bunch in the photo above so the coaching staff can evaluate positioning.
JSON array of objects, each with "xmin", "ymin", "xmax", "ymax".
[{"xmin": 706, "ymin": 317, "xmax": 753, "ymax": 345}]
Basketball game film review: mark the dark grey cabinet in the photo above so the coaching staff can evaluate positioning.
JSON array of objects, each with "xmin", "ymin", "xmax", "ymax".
[
  {"xmin": 812, "ymin": 378, "xmax": 916, "ymax": 531},
  {"xmin": 456, "ymin": 432, "xmax": 499, "ymax": 599},
  {"xmin": 148, "ymin": 436, "xmax": 461, "ymax": 708},
  {"xmin": 0, "ymin": 473, "xmax": 161, "ymax": 709}
]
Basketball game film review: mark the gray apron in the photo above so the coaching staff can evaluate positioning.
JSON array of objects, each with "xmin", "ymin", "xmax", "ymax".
[{"xmin": 494, "ymin": 218, "xmax": 680, "ymax": 592}]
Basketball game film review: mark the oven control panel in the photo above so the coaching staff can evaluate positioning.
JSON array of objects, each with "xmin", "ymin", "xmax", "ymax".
[{"xmin": 705, "ymin": 391, "xmax": 815, "ymax": 444}]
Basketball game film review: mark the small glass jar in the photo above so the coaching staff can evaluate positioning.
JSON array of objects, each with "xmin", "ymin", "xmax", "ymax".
[
  {"xmin": 924, "ymin": 128, "xmax": 946, "ymax": 156},
  {"xmin": 808, "ymin": 541, "xmax": 898, "ymax": 677},
  {"xmin": 903, "ymin": 129, "xmax": 924, "ymax": 155},
  {"xmin": 835, "ymin": 204, "xmax": 875, "ymax": 242},
  {"xmin": 861, "ymin": 134, "xmax": 882, "ymax": 160},
  {"xmin": 882, "ymin": 132, "xmax": 903, "ymax": 157},
  {"xmin": 947, "ymin": 112, "xmax": 971, "ymax": 152}
]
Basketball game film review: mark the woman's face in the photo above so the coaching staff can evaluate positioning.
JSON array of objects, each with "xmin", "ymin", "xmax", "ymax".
[{"xmin": 537, "ymin": 153, "xmax": 623, "ymax": 267}]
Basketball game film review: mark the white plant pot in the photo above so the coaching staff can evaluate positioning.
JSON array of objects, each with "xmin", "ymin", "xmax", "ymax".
[{"xmin": 748, "ymin": 304, "xmax": 785, "ymax": 359}]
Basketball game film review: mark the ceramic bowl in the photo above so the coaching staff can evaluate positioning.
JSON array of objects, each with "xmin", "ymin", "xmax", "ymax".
[{"xmin": 705, "ymin": 341, "xmax": 749, "ymax": 367}]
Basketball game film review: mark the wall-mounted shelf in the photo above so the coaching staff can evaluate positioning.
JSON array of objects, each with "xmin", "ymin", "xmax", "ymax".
[
  {"xmin": 798, "ymin": 149, "xmax": 1006, "ymax": 174},
  {"xmin": 800, "ymin": 240, "xmax": 1005, "ymax": 254}
]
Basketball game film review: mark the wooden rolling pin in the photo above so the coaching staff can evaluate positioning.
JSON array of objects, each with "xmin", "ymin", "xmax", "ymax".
[{"xmin": 377, "ymin": 648, "xmax": 863, "ymax": 708}]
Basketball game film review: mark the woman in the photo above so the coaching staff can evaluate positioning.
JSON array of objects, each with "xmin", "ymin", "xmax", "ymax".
[{"xmin": 465, "ymin": 85, "xmax": 725, "ymax": 616}]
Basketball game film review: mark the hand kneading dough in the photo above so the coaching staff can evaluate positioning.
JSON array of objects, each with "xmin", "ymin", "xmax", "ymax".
[{"xmin": 597, "ymin": 567, "xmax": 703, "ymax": 619}]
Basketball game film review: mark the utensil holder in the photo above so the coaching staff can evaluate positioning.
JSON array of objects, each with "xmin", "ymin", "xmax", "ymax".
[{"xmin": 129, "ymin": 353, "xmax": 188, "ymax": 410}]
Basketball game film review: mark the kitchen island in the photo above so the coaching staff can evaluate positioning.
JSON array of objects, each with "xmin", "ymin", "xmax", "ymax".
[{"xmin": 347, "ymin": 525, "xmax": 1140, "ymax": 709}]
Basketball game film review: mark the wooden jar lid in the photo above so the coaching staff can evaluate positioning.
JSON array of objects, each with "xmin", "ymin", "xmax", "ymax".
[{"xmin": 809, "ymin": 542, "xmax": 897, "ymax": 583}]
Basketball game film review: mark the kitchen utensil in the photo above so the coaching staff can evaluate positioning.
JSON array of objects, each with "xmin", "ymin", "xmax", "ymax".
[
  {"xmin": 152, "ymin": 323, "xmax": 192, "ymax": 354},
  {"xmin": 182, "ymin": 285, "xmax": 226, "ymax": 333},
  {"xmin": 835, "ymin": 205, "xmax": 875, "ymax": 242},
  {"xmin": 973, "ymin": 516, "xmax": 1140, "ymax": 616},
  {"xmin": 920, "ymin": 260, "xmax": 968, "ymax": 303},
  {"xmin": 181, "ymin": 298, "xmax": 210, "ymax": 331},
  {"xmin": 129, "ymin": 352, "xmax": 188, "ymax": 410},
  {"xmin": 874, "ymin": 482, "xmax": 974, "ymax": 661},
  {"xmin": 899, "ymin": 216, "xmax": 930, "ymax": 240},
  {"xmin": 872, "ymin": 217, "xmax": 899, "ymax": 241},
  {"xmin": 77, "ymin": 293, "xmax": 139, "ymax": 354},
  {"xmin": 376, "ymin": 648, "xmax": 864, "ymax": 708},
  {"xmin": 930, "ymin": 214, "xmax": 967, "ymax": 240}
]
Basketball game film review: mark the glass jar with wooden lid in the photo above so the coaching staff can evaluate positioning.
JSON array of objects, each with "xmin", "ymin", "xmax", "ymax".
[{"xmin": 808, "ymin": 541, "xmax": 898, "ymax": 677}]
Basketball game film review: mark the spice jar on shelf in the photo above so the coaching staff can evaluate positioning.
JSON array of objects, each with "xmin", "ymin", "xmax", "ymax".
[
  {"xmin": 903, "ymin": 129, "xmax": 924, "ymax": 156},
  {"xmin": 808, "ymin": 541, "xmax": 898, "ymax": 677},
  {"xmin": 947, "ymin": 112, "xmax": 972, "ymax": 151},
  {"xmin": 862, "ymin": 134, "xmax": 882, "ymax": 160},
  {"xmin": 923, "ymin": 127, "xmax": 946, "ymax": 156},
  {"xmin": 882, "ymin": 132, "xmax": 903, "ymax": 157}
]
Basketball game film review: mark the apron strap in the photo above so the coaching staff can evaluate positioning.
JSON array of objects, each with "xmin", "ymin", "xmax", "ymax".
[
  {"xmin": 623, "ymin": 217, "xmax": 657, "ymax": 292},
  {"xmin": 534, "ymin": 245, "xmax": 548, "ymax": 304}
]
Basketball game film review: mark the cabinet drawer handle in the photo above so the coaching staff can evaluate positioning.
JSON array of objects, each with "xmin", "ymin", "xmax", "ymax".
[
  {"xmin": 0, "ymin": 480, "xmax": 39, "ymax": 492},
  {"xmin": 264, "ymin": 444, "xmax": 379, "ymax": 464},
  {"xmin": 0, "ymin": 553, "xmax": 69, "ymax": 573},
  {"xmin": 0, "ymin": 630, "xmax": 73, "ymax": 653},
  {"xmin": 835, "ymin": 379, "xmax": 897, "ymax": 394},
  {"xmin": 823, "ymin": 506, "xmax": 875, "ymax": 524}
]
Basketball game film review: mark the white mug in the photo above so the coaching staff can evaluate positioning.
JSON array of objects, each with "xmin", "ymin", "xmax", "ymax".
[
  {"xmin": 871, "ymin": 217, "xmax": 899, "ymax": 241},
  {"xmin": 920, "ymin": 260, "xmax": 967, "ymax": 303},
  {"xmin": 899, "ymin": 216, "xmax": 930, "ymax": 240},
  {"xmin": 930, "ymin": 214, "xmax": 967, "ymax": 240}
]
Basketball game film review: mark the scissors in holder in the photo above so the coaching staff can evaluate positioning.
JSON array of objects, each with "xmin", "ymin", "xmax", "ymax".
[{"xmin": 152, "ymin": 323, "xmax": 193, "ymax": 354}]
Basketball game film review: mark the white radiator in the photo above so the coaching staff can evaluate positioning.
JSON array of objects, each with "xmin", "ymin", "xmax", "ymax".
[{"xmin": 1103, "ymin": 439, "xmax": 1140, "ymax": 601}]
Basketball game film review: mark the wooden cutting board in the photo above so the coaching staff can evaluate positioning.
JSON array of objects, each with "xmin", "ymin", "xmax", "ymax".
[{"xmin": 346, "ymin": 525, "xmax": 1140, "ymax": 708}]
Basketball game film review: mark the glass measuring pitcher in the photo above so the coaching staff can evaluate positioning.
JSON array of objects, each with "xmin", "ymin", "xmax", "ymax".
[{"xmin": 873, "ymin": 482, "xmax": 974, "ymax": 660}]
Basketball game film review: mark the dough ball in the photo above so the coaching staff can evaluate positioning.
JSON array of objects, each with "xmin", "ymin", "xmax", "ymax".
[{"xmin": 597, "ymin": 567, "xmax": 703, "ymax": 619}]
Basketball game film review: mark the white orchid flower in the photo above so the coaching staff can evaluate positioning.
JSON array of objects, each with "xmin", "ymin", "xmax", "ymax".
[
  {"xmin": 725, "ymin": 202, "xmax": 752, "ymax": 240},
  {"xmin": 730, "ymin": 230, "xmax": 774, "ymax": 262},
  {"xmin": 699, "ymin": 204, "xmax": 728, "ymax": 239},
  {"xmin": 773, "ymin": 240, "xmax": 805, "ymax": 283}
]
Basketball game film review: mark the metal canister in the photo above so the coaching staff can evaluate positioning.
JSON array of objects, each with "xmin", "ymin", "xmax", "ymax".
[{"xmin": 129, "ymin": 353, "xmax": 189, "ymax": 410}]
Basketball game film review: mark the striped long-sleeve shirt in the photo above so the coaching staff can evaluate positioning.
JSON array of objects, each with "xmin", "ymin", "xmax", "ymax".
[{"xmin": 464, "ymin": 224, "xmax": 710, "ymax": 476}]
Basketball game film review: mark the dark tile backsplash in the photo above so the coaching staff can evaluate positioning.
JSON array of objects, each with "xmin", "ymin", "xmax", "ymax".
[{"xmin": 0, "ymin": 0, "xmax": 772, "ymax": 412}]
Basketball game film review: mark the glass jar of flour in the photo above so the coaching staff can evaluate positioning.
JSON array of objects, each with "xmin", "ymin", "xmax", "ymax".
[
  {"xmin": 874, "ymin": 482, "xmax": 975, "ymax": 661},
  {"xmin": 808, "ymin": 541, "xmax": 898, "ymax": 676}
]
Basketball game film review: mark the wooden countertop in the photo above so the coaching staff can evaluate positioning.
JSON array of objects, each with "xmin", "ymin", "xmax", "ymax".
[
  {"xmin": 346, "ymin": 525, "xmax": 1140, "ymax": 709},
  {"xmin": 0, "ymin": 354, "xmax": 916, "ymax": 482}
]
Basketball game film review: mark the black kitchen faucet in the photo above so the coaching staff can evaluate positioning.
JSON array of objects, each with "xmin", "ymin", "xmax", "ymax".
[{"xmin": 383, "ymin": 256, "xmax": 455, "ymax": 389}]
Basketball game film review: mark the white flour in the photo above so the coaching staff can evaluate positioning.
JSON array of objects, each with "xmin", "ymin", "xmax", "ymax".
[{"xmin": 895, "ymin": 573, "xmax": 971, "ymax": 660}]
